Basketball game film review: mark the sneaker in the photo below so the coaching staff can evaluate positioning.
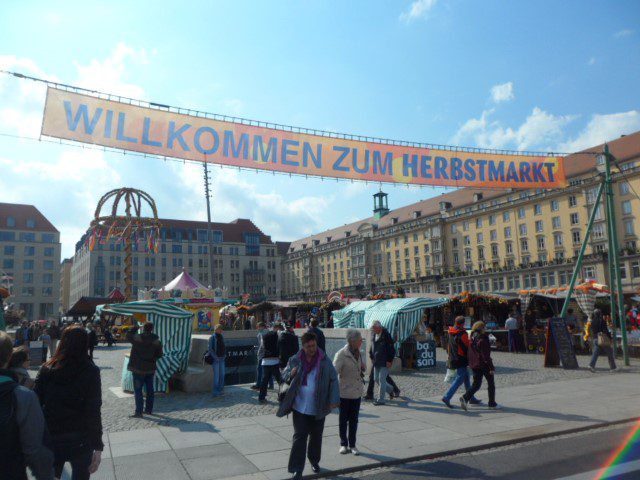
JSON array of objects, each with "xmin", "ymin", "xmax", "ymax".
[
  {"xmin": 311, "ymin": 463, "xmax": 320, "ymax": 473},
  {"xmin": 488, "ymin": 404, "xmax": 501, "ymax": 410},
  {"xmin": 610, "ymin": 367, "xmax": 618, "ymax": 372},
  {"xmin": 459, "ymin": 396, "xmax": 468, "ymax": 411},
  {"xmin": 469, "ymin": 398, "xmax": 483, "ymax": 405},
  {"xmin": 291, "ymin": 472, "xmax": 302, "ymax": 480},
  {"xmin": 339, "ymin": 446, "xmax": 350, "ymax": 454},
  {"xmin": 589, "ymin": 366, "xmax": 596, "ymax": 373},
  {"xmin": 372, "ymin": 400, "xmax": 386, "ymax": 406},
  {"xmin": 351, "ymin": 447, "xmax": 360, "ymax": 456},
  {"xmin": 441, "ymin": 397, "xmax": 453, "ymax": 409}
]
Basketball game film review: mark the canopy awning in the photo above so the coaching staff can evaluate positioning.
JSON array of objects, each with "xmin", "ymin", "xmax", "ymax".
[
  {"xmin": 363, "ymin": 297, "xmax": 450, "ymax": 352},
  {"xmin": 332, "ymin": 300, "xmax": 383, "ymax": 328},
  {"xmin": 161, "ymin": 269, "xmax": 205, "ymax": 291}
]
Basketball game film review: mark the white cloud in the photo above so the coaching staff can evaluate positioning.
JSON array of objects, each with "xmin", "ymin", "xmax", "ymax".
[
  {"xmin": 399, "ymin": 0, "xmax": 437, "ymax": 23},
  {"xmin": 73, "ymin": 42, "xmax": 151, "ymax": 99},
  {"xmin": 614, "ymin": 29, "xmax": 634, "ymax": 38},
  {"xmin": 452, "ymin": 107, "xmax": 577, "ymax": 151},
  {"xmin": 587, "ymin": 57, "xmax": 596, "ymax": 66},
  {"xmin": 490, "ymin": 82, "xmax": 514, "ymax": 103},
  {"xmin": 558, "ymin": 110, "xmax": 640, "ymax": 152}
]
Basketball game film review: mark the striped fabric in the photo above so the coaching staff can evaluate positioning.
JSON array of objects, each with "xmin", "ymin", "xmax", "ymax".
[
  {"xmin": 363, "ymin": 297, "xmax": 450, "ymax": 354},
  {"xmin": 102, "ymin": 301, "xmax": 193, "ymax": 392},
  {"xmin": 333, "ymin": 300, "xmax": 382, "ymax": 328}
]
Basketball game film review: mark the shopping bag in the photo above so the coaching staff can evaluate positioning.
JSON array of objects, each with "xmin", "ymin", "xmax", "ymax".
[{"xmin": 444, "ymin": 368, "xmax": 457, "ymax": 384}]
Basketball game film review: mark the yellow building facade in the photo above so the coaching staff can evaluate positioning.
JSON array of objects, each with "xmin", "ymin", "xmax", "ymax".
[{"xmin": 282, "ymin": 133, "xmax": 640, "ymax": 301}]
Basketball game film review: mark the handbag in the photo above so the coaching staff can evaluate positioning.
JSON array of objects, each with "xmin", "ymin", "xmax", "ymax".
[
  {"xmin": 444, "ymin": 368, "xmax": 457, "ymax": 384},
  {"xmin": 597, "ymin": 332, "xmax": 611, "ymax": 348},
  {"xmin": 203, "ymin": 351, "xmax": 214, "ymax": 365}
]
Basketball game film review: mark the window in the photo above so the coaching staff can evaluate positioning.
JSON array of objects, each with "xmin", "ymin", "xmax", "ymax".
[
  {"xmin": 0, "ymin": 231, "xmax": 15, "ymax": 241},
  {"xmin": 620, "ymin": 182, "xmax": 630, "ymax": 195},
  {"xmin": 491, "ymin": 244, "xmax": 499, "ymax": 257},
  {"xmin": 622, "ymin": 200, "xmax": 632, "ymax": 215},
  {"xmin": 551, "ymin": 200, "xmax": 559, "ymax": 211},
  {"xmin": 465, "ymin": 249, "xmax": 472, "ymax": 261},
  {"xmin": 478, "ymin": 246, "xmax": 485, "ymax": 260},
  {"xmin": 621, "ymin": 264, "xmax": 627, "ymax": 279},
  {"xmin": 44, "ymin": 260, "xmax": 54, "ymax": 270},
  {"xmin": 518, "ymin": 207, "xmax": 525, "ymax": 219},
  {"xmin": 534, "ymin": 204, "xmax": 542, "ymax": 215},
  {"xmin": 463, "ymin": 221, "xmax": 469, "ymax": 232},
  {"xmin": 503, "ymin": 211, "xmax": 510, "ymax": 222},
  {"xmin": 504, "ymin": 226, "xmax": 512, "ymax": 239},
  {"xmin": 476, "ymin": 217, "xmax": 483, "ymax": 228},
  {"xmin": 23, "ymin": 260, "xmax": 34, "ymax": 269},
  {"xmin": 3, "ymin": 246, "xmax": 14, "ymax": 256},
  {"xmin": 2, "ymin": 259, "xmax": 13, "ymax": 269},
  {"xmin": 520, "ymin": 239, "xmax": 529, "ymax": 252},
  {"xmin": 519, "ymin": 224, "xmax": 527, "ymax": 236},
  {"xmin": 23, "ymin": 273, "xmax": 33, "ymax": 283},
  {"xmin": 552, "ymin": 217, "xmax": 561, "ymax": 229},
  {"xmin": 489, "ymin": 215, "xmax": 496, "ymax": 225},
  {"xmin": 554, "ymin": 233, "xmax": 563, "ymax": 246},
  {"xmin": 555, "ymin": 251, "xmax": 565, "ymax": 260},
  {"xmin": 522, "ymin": 255, "xmax": 530, "ymax": 265},
  {"xmin": 26, "ymin": 219, "xmax": 35, "ymax": 228},
  {"xmin": 583, "ymin": 266, "xmax": 596, "ymax": 279},
  {"xmin": 24, "ymin": 246, "xmax": 35, "ymax": 256},
  {"xmin": 633, "ymin": 261, "xmax": 640, "ymax": 278},
  {"xmin": 506, "ymin": 242, "xmax": 513, "ymax": 254},
  {"xmin": 535, "ymin": 220, "xmax": 544, "ymax": 232},
  {"xmin": 625, "ymin": 220, "xmax": 635, "ymax": 236},
  {"xmin": 451, "ymin": 239, "xmax": 457, "ymax": 248},
  {"xmin": 523, "ymin": 273, "xmax": 538, "ymax": 288},
  {"xmin": 570, "ymin": 213, "xmax": 579, "ymax": 225},
  {"xmin": 464, "ymin": 236, "xmax": 470, "ymax": 246},
  {"xmin": 476, "ymin": 233, "xmax": 483, "ymax": 244},
  {"xmin": 44, "ymin": 247, "xmax": 54, "ymax": 257},
  {"xmin": 568, "ymin": 195, "xmax": 577, "ymax": 207},
  {"xmin": 6, "ymin": 216, "xmax": 16, "ymax": 227},
  {"xmin": 244, "ymin": 232, "xmax": 261, "ymax": 256},
  {"xmin": 572, "ymin": 231, "xmax": 581, "ymax": 244},
  {"xmin": 594, "ymin": 205, "xmax": 604, "ymax": 221},
  {"xmin": 453, "ymin": 252, "xmax": 459, "ymax": 264},
  {"xmin": 537, "ymin": 237, "xmax": 546, "ymax": 249},
  {"xmin": 20, "ymin": 233, "xmax": 35, "ymax": 242},
  {"xmin": 451, "ymin": 224, "xmax": 457, "ymax": 234}
]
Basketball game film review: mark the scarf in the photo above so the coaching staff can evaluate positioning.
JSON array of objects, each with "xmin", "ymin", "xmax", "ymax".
[{"xmin": 299, "ymin": 348, "xmax": 324, "ymax": 386}]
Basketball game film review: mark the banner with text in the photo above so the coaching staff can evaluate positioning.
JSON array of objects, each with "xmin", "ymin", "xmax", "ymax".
[{"xmin": 41, "ymin": 88, "xmax": 567, "ymax": 188}]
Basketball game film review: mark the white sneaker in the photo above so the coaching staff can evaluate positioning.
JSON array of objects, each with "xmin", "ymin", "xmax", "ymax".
[
  {"xmin": 339, "ymin": 446, "xmax": 350, "ymax": 454},
  {"xmin": 351, "ymin": 447, "xmax": 360, "ymax": 456}
]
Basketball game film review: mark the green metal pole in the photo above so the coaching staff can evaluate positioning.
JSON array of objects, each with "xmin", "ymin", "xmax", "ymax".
[
  {"xmin": 560, "ymin": 182, "xmax": 605, "ymax": 318},
  {"xmin": 604, "ymin": 144, "xmax": 630, "ymax": 365},
  {"xmin": 603, "ymin": 165, "xmax": 619, "ymax": 358}
]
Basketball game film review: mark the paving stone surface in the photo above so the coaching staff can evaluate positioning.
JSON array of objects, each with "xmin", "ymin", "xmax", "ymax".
[{"xmin": 94, "ymin": 343, "xmax": 629, "ymax": 433}]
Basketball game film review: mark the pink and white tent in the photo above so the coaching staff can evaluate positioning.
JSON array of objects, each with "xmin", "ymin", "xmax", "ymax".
[{"xmin": 161, "ymin": 268, "xmax": 205, "ymax": 291}]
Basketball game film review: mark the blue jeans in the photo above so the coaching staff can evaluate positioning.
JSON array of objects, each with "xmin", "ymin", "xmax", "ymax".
[
  {"xmin": 374, "ymin": 366, "xmax": 392, "ymax": 402},
  {"xmin": 212, "ymin": 357, "xmax": 225, "ymax": 395},
  {"xmin": 133, "ymin": 373, "xmax": 155, "ymax": 415},
  {"xmin": 589, "ymin": 340, "xmax": 616, "ymax": 370},
  {"xmin": 444, "ymin": 366, "xmax": 476, "ymax": 402},
  {"xmin": 255, "ymin": 361, "xmax": 274, "ymax": 388},
  {"xmin": 508, "ymin": 330, "xmax": 518, "ymax": 352}
]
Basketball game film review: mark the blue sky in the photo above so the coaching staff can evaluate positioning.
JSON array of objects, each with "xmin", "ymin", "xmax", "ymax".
[{"xmin": 0, "ymin": 0, "xmax": 639, "ymax": 258}]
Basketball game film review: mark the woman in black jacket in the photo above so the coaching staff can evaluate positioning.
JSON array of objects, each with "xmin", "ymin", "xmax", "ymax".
[
  {"xmin": 35, "ymin": 325, "xmax": 103, "ymax": 480},
  {"xmin": 460, "ymin": 321, "xmax": 498, "ymax": 410}
]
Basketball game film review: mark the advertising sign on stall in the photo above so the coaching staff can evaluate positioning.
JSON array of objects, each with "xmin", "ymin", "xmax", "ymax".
[
  {"xmin": 41, "ymin": 88, "xmax": 567, "ymax": 189},
  {"xmin": 544, "ymin": 317, "xmax": 579, "ymax": 369},
  {"xmin": 415, "ymin": 340, "xmax": 437, "ymax": 368}
]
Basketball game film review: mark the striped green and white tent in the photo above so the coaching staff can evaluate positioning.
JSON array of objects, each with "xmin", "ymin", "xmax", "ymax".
[
  {"xmin": 333, "ymin": 300, "xmax": 383, "ymax": 328},
  {"xmin": 363, "ymin": 297, "xmax": 450, "ymax": 354},
  {"xmin": 98, "ymin": 300, "xmax": 193, "ymax": 392}
]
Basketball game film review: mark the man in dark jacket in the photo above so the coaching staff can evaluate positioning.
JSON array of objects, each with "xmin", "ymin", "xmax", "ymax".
[
  {"xmin": 258, "ymin": 324, "xmax": 283, "ymax": 403},
  {"xmin": 369, "ymin": 321, "xmax": 395, "ymax": 405},
  {"xmin": 208, "ymin": 324, "xmax": 226, "ymax": 397},
  {"xmin": 460, "ymin": 322, "xmax": 497, "ymax": 410},
  {"xmin": 0, "ymin": 331, "xmax": 54, "ymax": 480},
  {"xmin": 442, "ymin": 316, "xmax": 480, "ymax": 408},
  {"xmin": 278, "ymin": 323, "xmax": 300, "ymax": 368},
  {"xmin": 307, "ymin": 318, "xmax": 326, "ymax": 352},
  {"xmin": 127, "ymin": 322, "xmax": 163, "ymax": 418},
  {"xmin": 589, "ymin": 308, "xmax": 617, "ymax": 372}
]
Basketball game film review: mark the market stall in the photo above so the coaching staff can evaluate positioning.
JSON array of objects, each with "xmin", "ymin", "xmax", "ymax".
[
  {"xmin": 332, "ymin": 300, "xmax": 383, "ymax": 328},
  {"xmin": 99, "ymin": 300, "xmax": 193, "ymax": 393}
]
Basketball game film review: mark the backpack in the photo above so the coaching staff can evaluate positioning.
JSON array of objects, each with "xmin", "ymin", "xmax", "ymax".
[{"xmin": 447, "ymin": 330, "xmax": 467, "ymax": 368}]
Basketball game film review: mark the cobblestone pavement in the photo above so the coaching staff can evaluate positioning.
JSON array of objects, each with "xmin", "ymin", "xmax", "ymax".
[{"xmin": 94, "ymin": 344, "xmax": 640, "ymax": 433}]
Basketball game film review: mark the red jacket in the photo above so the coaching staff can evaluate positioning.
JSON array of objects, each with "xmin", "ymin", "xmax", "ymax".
[{"xmin": 447, "ymin": 326, "xmax": 470, "ymax": 368}]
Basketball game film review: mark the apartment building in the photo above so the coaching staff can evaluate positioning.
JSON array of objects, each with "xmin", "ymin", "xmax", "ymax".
[
  {"xmin": 283, "ymin": 132, "xmax": 640, "ymax": 300},
  {"xmin": 0, "ymin": 203, "xmax": 61, "ymax": 320},
  {"xmin": 59, "ymin": 258, "xmax": 72, "ymax": 314},
  {"xmin": 69, "ymin": 218, "xmax": 283, "ymax": 308}
]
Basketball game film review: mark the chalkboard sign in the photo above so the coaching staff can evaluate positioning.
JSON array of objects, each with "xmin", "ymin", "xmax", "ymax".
[
  {"xmin": 224, "ymin": 338, "xmax": 259, "ymax": 385},
  {"xmin": 544, "ymin": 317, "xmax": 578, "ymax": 369},
  {"xmin": 415, "ymin": 340, "xmax": 437, "ymax": 368}
]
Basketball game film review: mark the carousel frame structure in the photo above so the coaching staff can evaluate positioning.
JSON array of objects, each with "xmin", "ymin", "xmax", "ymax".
[{"xmin": 90, "ymin": 188, "xmax": 161, "ymax": 301}]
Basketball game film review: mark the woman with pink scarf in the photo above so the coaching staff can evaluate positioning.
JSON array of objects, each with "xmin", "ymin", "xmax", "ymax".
[{"xmin": 278, "ymin": 331, "xmax": 340, "ymax": 480}]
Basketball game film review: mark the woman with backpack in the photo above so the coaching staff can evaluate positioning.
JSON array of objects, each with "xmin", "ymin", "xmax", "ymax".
[
  {"xmin": 34, "ymin": 325, "xmax": 103, "ymax": 480},
  {"xmin": 460, "ymin": 321, "xmax": 499, "ymax": 410}
]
